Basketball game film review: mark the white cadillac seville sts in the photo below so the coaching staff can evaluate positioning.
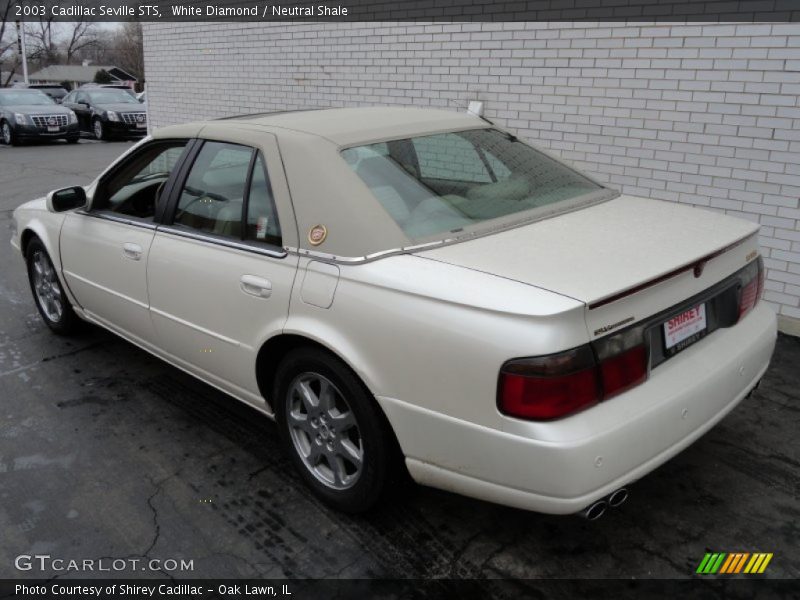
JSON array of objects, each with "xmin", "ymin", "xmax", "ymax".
[{"xmin": 11, "ymin": 107, "xmax": 776, "ymax": 518}]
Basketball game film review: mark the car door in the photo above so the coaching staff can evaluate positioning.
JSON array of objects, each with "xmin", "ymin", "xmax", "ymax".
[
  {"xmin": 69, "ymin": 91, "xmax": 92, "ymax": 131},
  {"xmin": 60, "ymin": 139, "xmax": 193, "ymax": 346},
  {"xmin": 147, "ymin": 135, "xmax": 299, "ymax": 405}
]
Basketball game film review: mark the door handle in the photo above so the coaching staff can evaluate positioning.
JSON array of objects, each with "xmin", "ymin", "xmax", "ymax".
[
  {"xmin": 240, "ymin": 275, "xmax": 272, "ymax": 298},
  {"xmin": 122, "ymin": 243, "xmax": 142, "ymax": 261}
]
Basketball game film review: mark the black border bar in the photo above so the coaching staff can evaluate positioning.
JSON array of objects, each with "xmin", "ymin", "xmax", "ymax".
[{"xmin": 4, "ymin": 0, "xmax": 800, "ymax": 22}]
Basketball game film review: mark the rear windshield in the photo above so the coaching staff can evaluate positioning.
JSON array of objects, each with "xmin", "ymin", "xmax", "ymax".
[{"xmin": 341, "ymin": 128, "xmax": 603, "ymax": 239}]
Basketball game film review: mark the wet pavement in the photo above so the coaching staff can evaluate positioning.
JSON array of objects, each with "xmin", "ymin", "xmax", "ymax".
[{"xmin": 0, "ymin": 142, "xmax": 798, "ymax": 584}]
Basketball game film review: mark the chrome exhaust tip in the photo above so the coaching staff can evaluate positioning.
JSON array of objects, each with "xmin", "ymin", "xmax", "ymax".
[
  {"xmin": 580, "ymin": 500, "xmax": 608, "ymax": 521},
  {"xmin": 608, "ymin": 487, "xmax": 629, "ymax": 508}
]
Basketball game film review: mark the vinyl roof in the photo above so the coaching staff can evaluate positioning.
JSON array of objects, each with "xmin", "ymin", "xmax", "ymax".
[{"xmin": 219, "ymin": 106, "xmax": 487, "ymax": 146}]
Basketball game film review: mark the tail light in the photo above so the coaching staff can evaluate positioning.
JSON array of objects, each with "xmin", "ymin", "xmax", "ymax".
[
  {"xmin": 498, "ymin": 328, "xmax": 649, "ymax": 421},
  {"xmin": 738, "ymin": 256, "xmax": 764, "ymax": 321},
  {"xmin": 498, "ymin": 346, "xmax": 601, "ymax": 420},
  {"xmin": 500, "ymin": 255, "xmax": 764, "ymax": 422}
]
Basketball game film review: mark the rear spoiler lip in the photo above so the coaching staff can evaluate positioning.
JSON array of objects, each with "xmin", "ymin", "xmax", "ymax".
[{"xmin": 587, "ymin": 233, "xmax": 757, "ymax": 310}]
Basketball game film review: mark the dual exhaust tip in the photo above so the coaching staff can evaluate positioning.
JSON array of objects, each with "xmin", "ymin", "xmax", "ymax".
[{"xmin": 580, "ymin": 487, "xmax": 629, "ymax": 521}]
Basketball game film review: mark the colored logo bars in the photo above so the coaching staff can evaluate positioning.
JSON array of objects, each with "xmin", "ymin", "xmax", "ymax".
[{"xmin": 696, "ymin": 552, "xmax": 773, "ymax": 575}]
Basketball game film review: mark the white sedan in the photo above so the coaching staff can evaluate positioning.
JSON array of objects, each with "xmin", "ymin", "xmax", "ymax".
[{"xmin": 11, "ymin": 107, "xmax": 776, "ymax": 518}]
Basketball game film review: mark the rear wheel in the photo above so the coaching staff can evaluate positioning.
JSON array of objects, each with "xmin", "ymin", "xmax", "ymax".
[
  {"xmin": 26, "ymin": 238, "xmax": 81, "ymax": 335},
  {"xmin": 273, "ymin": 347, "xmax": 394, "ymax": 513}
]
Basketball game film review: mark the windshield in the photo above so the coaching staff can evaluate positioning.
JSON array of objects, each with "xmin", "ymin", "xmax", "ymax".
[
  {"xmin": 0, "ymin": 91, "xmax": 55, "ymax": 106},
  {"xmin": 86, "ymin": 90, "xmax": 138, "ymax": 104},
  {"xmin": 341, "ymin": 128, "xmax": 603, "ymax": 239}
]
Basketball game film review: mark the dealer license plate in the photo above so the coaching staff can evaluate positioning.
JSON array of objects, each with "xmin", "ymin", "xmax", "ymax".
[
  {"xmin": 47, "ymin": 126, "xmax": 59, "ymax": 132},
  {"xmin": 663, "ymin": 304, "xmax": 707, "ymax": 356}
]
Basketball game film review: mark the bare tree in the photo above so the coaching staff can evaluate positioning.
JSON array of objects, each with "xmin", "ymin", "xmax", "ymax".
[
  {"xmin": 25, "ymin": 17, "xmax": 60, "ymax": 66},
  {"xmin": 0, "ymin": 1, "xmax": 18, "ymax": 85},
  {"xmin": 64, "ymin": 18, "xmax": 98, "ymax": 63},
  {"xmin": 111, "ymin": 22, "xmax": 144, "ymax": 82}
]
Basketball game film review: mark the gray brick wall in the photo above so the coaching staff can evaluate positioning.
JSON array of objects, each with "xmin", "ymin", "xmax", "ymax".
[{"xmin": 142, "ymin": 21, "xmax": 800, "ymax": 329}]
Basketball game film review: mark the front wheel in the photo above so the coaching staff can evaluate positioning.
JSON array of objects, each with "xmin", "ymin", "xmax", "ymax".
[
  {"xmin": 273, "ymin": 348, "xmax": 395, "ymax": 513},
  {"xmin": 2, "ymin": 121, "xmax": 17, "ymax": 146},
  {"xmin": 92, "ymin": 118, "xmax": 106, "ymax": 141},
  {"xmin": 26, "ymin": 239, "xmax": 81, "ymax": 335}
]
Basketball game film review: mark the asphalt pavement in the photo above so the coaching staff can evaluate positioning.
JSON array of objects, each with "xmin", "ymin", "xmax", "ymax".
[{"xmin": 0, "ymin": 141, "xmax": 798, "ymax": 588}]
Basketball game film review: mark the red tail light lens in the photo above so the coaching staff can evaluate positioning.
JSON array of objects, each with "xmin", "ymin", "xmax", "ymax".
[
  {"xmin": 498, "ymin": 372, "xmax": 600, "ymax": 420},
  {"xmin": 599, "ymin": 345, "xmax": 648, "ymax": 399},
  {"xmin": 498, "ymin": 346, "xmax": 601, "ymax": 420},
  {"xmin": 738, "ymin": 256, "xmax": 764, "ymax": 321},
  {"xmin": 498, "ymin": 342, "xmax": 649, "ymax": 421}
]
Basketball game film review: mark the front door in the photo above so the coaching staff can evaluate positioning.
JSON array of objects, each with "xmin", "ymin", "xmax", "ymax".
[
  {"xmin": 60, "ymin": 140, "xmax": 191, "ymax": 345},
  {"xmin": 147, "ymin": 137, "xmax": 298, "ymax": 405}
]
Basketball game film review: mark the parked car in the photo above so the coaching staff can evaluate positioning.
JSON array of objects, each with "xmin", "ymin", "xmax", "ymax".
[
  {"xmin": 62, "ymin": 88, "xmax": 147, "ymax": 140},
  {"xmin": 10, "ymin": 107, "xmax": 776, "ymax": 516},
  {"xmin": 12, "ymin": 83, "xmax": 69, "ymax": 103},
  {"xmin": 0, "ymin": 88, "xmax": 79, "ymax": 145}
]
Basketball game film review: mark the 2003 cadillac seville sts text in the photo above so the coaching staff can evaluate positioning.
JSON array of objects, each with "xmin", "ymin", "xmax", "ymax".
[{"xmin": 11, "ymin": 107, "xmax": 776, "ymax": 518}]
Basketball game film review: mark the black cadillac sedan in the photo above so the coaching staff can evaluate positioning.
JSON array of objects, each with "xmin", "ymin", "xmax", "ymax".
[
  {"xmin": 0, "ymin": 89, "xmax": 80, "ymax": 145},
  {"xmin": 62, "ymin": 88, "xmax": 148, "ymax": 140}
]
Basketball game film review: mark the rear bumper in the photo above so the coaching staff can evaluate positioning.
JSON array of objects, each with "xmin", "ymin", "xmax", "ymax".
[{"xmin": 379, "ymin": 303, "xmax": 777, "ymax": 514}]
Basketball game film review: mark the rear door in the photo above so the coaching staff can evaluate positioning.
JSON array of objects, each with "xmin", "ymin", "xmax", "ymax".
[
  {"xmin": 147, "ymin": 134, "xmax": 298, "ymax": 406},
  {"xmin": 60, "ymin": 139, "xmax": 192, "ymax": 345}
]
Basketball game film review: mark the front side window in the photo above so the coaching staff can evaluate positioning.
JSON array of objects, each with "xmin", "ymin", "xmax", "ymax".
[
  {"xmin": 95, "ymin": 141, "xmax": 189, "ymax": 220},
  {"xmin": 342, "ymin": 128, "xmax": 603, "ymax": 239}
]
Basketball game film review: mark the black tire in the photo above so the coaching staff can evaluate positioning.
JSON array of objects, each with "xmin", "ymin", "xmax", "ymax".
[
  {"xmin": 25, "ymin": 238, "xmax": 81, "ymax": 335},
  {"xmin": 273, "ymin": 347, "xmax": 395, "ymax": 513},
  {"xmin": 66, "ymin": 136, "xmax": 80, "ymax": 144},
  {"xmin": 92, "ymin": 118, "xmax": 106, "ymax": 141},
  {"xmin": 1, "ymin": 120, "xmax": 18, "ymax": 146}
]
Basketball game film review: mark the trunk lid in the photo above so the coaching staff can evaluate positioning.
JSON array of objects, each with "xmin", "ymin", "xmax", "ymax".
[{"xmin": 418, "ymin": 195, "xmax": 760, "ymax": 339}]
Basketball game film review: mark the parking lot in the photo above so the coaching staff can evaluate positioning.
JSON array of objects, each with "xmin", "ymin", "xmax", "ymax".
[{"xmin": 0, "ymin": 141, "xmax": 798, "ymax": 585}]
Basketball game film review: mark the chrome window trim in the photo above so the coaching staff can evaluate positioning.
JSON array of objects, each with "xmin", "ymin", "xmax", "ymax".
[
  {"xmin": 76, "ymin": 209, "xmax": 158, "ymax": 230},
  {"xmin": 284, "ymin": 239, "xmax": 453, "ymax": 265},
  {"xmin": 156, "ymin": 225, "xmax": 287, "ymax": 259}
]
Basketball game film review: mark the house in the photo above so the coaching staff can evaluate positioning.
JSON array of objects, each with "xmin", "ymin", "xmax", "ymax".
[{"xmin": 27, "ymin": 64, "xmax": 137, "ymax": 90}]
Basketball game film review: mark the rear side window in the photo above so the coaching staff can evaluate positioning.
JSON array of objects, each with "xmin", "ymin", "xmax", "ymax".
[
  {"xmin": 174, "ymin": 141, "xmax": 252, "ymax": 238},
  {"xmin": 173, "ymin": 142, "xmax": 282, "ymax": 247},
  {"xmin": 245, "ymin": 153, "xmax": 282, "ymax": 247}
]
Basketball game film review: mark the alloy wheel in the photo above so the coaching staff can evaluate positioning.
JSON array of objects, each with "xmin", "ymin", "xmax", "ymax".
[
  {"xmin": 285, "ymin": 372, "xmax": 364, "ymax": 490},
  {"xmin": 93, "ymin": 120, "xmax": 103, "ymax": 140},
  {"xmin": 31, "ymin": 250, "xmax": 63, "ymax": 323},
  {"xmin": 2, "ymin": 123, "xmax": 10, "ymax": 145}
]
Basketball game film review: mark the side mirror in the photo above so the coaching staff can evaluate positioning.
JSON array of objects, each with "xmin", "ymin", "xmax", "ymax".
[{"xmin": 46, "ymin": 186, "xmax": 86, "ymax": 213}]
